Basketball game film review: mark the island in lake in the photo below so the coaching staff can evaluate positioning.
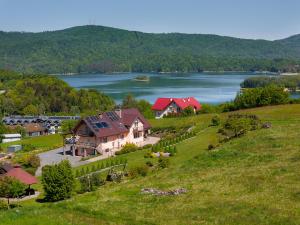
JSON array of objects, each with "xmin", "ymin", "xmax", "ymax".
[{"xmin": 133, "ymin": 75, "xmax": 150, "ymax": 82}]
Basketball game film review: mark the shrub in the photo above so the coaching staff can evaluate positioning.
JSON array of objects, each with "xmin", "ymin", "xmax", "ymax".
[
  {"xmin": 145, "ymin": 161, "xmax": 154, "ymax": 167},
  {"xmin": 115, "ymin": 143, "xmax": 138, "ymax": 155},
  {"xmin": 144, "ymin": 151, "xmax": 152, "ymax": 158},
  {"xmin": 221, "ymin": 114, "xmax": 261, "ymax": 139},
  {"xmin": 142, "ymin": 144, "xmax": 152, "ymax": 149},
  {"xmin": 27, "ymin": 154, "xmax": 40, "ymax": 168},
  {"xmin": 106, "ymin": 170, "xmax": 123, "ymax": 182},
  {"xmin": 208, "ymin": 144, "xmax": 216, "ymax": 150},
  {"xmin": 22, "ymin": 144, "xmax": 36, "ymax": 152},
  {"xmin": 41, "ymin": 160, "xmax": 75, "ymax": 202},
  {"xmin": 78, "ymin": 173, "xmax": 105, "ymax": 193},
  {"xmin": 0, "ymin": 199, "xmax": 7, "ymax": 210},
  {"xmin": 158, "ymin": 158, "xmax": 169, "ymax": 169},
  {"xmin": 234, "ymin": 85, "xmax": 289, "ymax": 110},
  {"xmin": 0, "ymin": 176, "xmax": 26, "ymax": 207},
  {"xmin": 128, "ymin": 165, "xmax": 149, "ymax": 178},
  {"xmin": 91, "ymin": 173, "xmax": 105, "ymax": 187},
  {"xmin": 211, "ymin": 115, "xmax": 221, "ymax": 126}
]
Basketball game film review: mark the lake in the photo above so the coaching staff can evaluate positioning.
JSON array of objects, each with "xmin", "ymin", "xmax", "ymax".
[{"xmin": 57, "ymin": 72, "xmax": 260, "ymax": 104}]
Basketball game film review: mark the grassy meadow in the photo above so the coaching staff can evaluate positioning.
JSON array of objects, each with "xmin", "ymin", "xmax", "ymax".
[
  {"xmin": 1, "ymin": 104, "xmax": 300, "ymax": 224},
  {"xmin": 0, "ymin": 134, "xmax": 63, "ymax": 153}
]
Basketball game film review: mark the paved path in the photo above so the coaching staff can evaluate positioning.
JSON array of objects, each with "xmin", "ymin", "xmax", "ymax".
[
  {"xmin": 35, "ymin": 136, "xmax": 160, "ymax": 176},
  {"xmin": 36, "ymin": 147, "xmax": 86, "ymax": 176}
]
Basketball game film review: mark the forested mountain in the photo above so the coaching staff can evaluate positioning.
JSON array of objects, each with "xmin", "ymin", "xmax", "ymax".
[
  {"xmin": 0, "ymin": 70, "xmax": 115, "ymax": 115},
  {"xmin": 0, "ymin": 25, "xmax": 300, "ymax": 74}
]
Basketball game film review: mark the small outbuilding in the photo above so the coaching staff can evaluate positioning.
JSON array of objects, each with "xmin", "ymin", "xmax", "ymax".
[
  {"xmin": 7, "ymin": 145, "xmax": 22, "ymax": 153},
  {"xmin": 23, "ymin": 123, "xmax": 46, "ymax": 137},
  {"xmin": 1, "ymin": 134, "xmax": 21, "ymax": 143}
]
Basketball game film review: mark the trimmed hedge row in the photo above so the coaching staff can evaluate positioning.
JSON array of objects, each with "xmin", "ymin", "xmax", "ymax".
[{"xmin": 74, "ymin": 158, "xmax": 127, "ymax": 178}]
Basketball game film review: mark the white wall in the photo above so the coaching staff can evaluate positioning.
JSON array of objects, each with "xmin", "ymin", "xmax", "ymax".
[{"xmin": 155, "ymin": 102, "xmax": 180, "ymax": 119}]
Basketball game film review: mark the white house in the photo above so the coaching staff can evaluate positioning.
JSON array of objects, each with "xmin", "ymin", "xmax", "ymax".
[
  {"xmin": 73, "ymin": 108, "xmax": 151, "ymax": 157},
  {"xmin": 152, "ymin": 97, "xmax": 202, "ymax": 119},
  {"xmin": 1, "ymin": 134, "xmax": 21, "ymax": 143}
]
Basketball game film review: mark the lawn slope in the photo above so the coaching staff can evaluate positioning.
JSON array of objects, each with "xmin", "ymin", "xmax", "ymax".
[{"xmin": 1, "ymin": 104, "xmax": 300, "ymax": 225}]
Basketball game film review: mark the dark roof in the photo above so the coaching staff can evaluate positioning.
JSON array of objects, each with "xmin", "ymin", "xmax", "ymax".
[
  {"xmin": 24, "ymin": 123, "xmax": 45, "ymax": 133},
  {"xmin": 74, "ymin": 108, "xmax": 151, "ymax": 138},
  {"xmin": 0, "ymin": 163, "xmax": 14, "ymax": 172},
  {"xmin": 0, "ymin": 164, "xmax": 38, "ymax": 185},
  {"xmin": 120, "ymin": 108, "xmax": 151, "ymax": 130}
]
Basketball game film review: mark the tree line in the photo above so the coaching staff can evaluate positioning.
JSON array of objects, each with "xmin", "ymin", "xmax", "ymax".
[
  {"xmin": 0, "ymin": 70, "xmax": 115, "ymax": 116},
  {"xmin": 241, "ymin": 75, "xmax": 300, "ymax": 91}
]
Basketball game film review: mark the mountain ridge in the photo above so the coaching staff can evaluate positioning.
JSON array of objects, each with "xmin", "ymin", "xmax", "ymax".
[{"xmin": 0, "ymin": 25, "xmax": 299, "ymax": 74}]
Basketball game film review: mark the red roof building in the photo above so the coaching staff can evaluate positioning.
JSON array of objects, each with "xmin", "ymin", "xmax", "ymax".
[
  {"xmin": 0, "ymin": 164, "xmax": 38, "ymax": 185},
  {"xmin": 152, "ymin": 97, "xmax": 201, "ymax": 118},
  {"xmin": 73, "ymin": 108, "xmax": 151, "ymax": 156}
]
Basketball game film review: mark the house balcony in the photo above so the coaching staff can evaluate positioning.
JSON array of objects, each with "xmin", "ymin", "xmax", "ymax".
[{"xmin": 75, "ymin": 142, "xmax": 97, "ymax": 149}]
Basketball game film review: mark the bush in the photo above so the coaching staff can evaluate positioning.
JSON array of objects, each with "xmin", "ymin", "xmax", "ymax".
[
  {"xmin": 41, "ymin": 160, "xmax": 75, "ymax": 202},
  {"xmin": 128, "ymin": 165, "xmax": 149, "ymax": 178},
  {"xmin": 211, "ymin": 115, "xmax": 221, "ymax": 126},
  {"xmin": 145, "ymin": 161, "xmax": 154, "ymax": 167},
  {"xmin": 208, "ymin": 144, "xmax": 216, "ymax": 150},
  {"xmin": 221, "ymin": 114, "xmax": 261, "ymax": 139},
  {"xmin": 0, "ymin": 176, "xmax": 26, "ymax": 207},
  {"xmin": 27, "ymin": 154, "xmax": 40, "ymax": 168},
  {"xmin": 198, "ymin": 104, "xmax": 221, "ymax": 114},
  {"xmin": 144, "ymin": 151, "xmax": 153, "ymax": 158},
  {"xmin": 158, "ymin": 158, "xmax": 169, "ymax": 169},
  {"xmin": 78, "ymin": 173, "xmax": 105, "ymax": 193},
  {"xmin": 234, "ymin": 85, "xmax": 289, "ymax": 110},
  {"xmin": 115, "ymin": 143, "xmax": 138, "ymax": 155},
  {"xmin": 142, "ymin": 144, "xmax": 152, "ymax": 149},
  {"xmin": 21, "ymin": 144, "xmax": 36, "ymax": 152},
  {"xmin": 0, "ymin": 199, "xmax": 7, "ymax": 210},
  {"xmin": 106, "ymin": 170, "xmax": 123, "ymax": 182}
]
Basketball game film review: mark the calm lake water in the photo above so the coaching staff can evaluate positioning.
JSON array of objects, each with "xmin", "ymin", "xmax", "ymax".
[{"xmin": 57, "ymin": 72, "xmax": 261, "ymax": 104}]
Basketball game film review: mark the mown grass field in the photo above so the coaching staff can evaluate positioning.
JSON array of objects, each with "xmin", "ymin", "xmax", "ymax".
[
  {"xmin": 1, "ymin": 104, "xmax": 300, "ymax": 225},
  {"xmin": 0, "ymin": 134, "xmax": 63, "ymax": 153}
]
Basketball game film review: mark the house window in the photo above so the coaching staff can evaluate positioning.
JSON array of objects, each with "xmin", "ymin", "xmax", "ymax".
[
  {"xmin": 103, "ymin": 137, "xmax": 108, "ymax": 143},
  {"xmin": 134, "ymin": 132, "xmax": 140, "ymax": 139},
  {"xmin": 134, "ymin": 120, "xmax": 139, "ymax": 127}
]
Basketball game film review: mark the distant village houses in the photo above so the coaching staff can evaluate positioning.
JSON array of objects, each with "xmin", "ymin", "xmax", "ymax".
[
  {"xmin": 152, "ymin": 97, "xmax": 201, "ymax": 118},
  {"xmin": 2, "ymin": 115, "xmax": 80, "ymax": 138},
  {"xmin": 73, "ymin": 108, "xmax": 151, "ymax": 157}
]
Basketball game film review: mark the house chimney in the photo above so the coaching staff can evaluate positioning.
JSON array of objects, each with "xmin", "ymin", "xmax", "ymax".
[
  {"xmin": 99, "ymin": 113, "xmax": 103, "ymax": 119},
  {"xmin": 115, "ymin": 108, "xmax": 122, "ymax": 118}
]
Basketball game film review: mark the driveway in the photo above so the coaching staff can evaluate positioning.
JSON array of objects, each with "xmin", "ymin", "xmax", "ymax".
[
  {"xmin": 143, "ymin": 136, "xmax": 160, "ymax": 146},
  {"xmin": 35, "ymin": 136, "xmax": 160, "ymax": 176},
  {"xmin": 36, "ymin": 147, "xmax": 85, "ymax": 176}
]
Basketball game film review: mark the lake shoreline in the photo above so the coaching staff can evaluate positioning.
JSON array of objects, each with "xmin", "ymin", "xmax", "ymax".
[
  {"xmin": 57, "ymin": 72, "xmax": 261, "ymax": 104},
  {"xmin": 53, "ymin": 71, "xmax": 278, "ymax": 76}
]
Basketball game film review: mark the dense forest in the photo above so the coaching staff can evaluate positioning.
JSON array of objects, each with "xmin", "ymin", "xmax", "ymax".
[
  {"xmin": 0, "ymin": 25, "xmax": 300, "ymax": 74},
  {"xmin": 241, "ymin": 75, "xmax": 300, "ymax": 90},
  {"xmin": 0, "ymin": 70, "xmax": 115, "ymax": 116}
]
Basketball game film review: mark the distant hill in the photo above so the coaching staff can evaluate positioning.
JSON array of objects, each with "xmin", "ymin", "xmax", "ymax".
[{"xmin": 0, "ymin": 25, "xmax": 299, "ymax": 74}]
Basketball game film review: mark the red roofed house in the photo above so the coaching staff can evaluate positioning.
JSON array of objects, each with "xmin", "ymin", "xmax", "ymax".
[
  {"xmin": 0, "ymin": 163, "xmax": 38, "ymax": 190},
  {"xmin": 73, "ymin": 108, "xmax": 151, "ymax": 157},
  {"xmin": 152, "ymin": 97, "xmax": 201, "ymax": 118}
]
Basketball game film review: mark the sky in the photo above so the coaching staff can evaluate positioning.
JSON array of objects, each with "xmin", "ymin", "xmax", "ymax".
[{"xmin": 0, "ymin": 0, "xmax": 299, "ymax": 40}]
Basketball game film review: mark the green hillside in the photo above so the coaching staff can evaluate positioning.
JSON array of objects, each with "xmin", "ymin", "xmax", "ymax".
[
  {"xmin": 1, "ymin": 104, "xmax": 300, "ymax": 224},
  {"xmin": 0, "ymin": 25, "xmax": 300, "ymax": 74}
]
